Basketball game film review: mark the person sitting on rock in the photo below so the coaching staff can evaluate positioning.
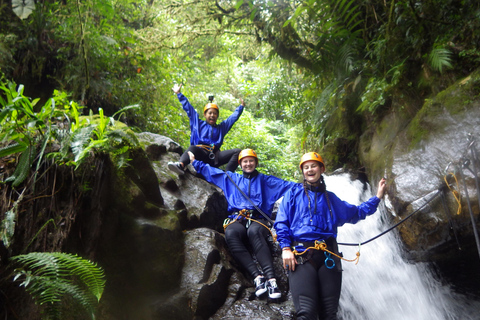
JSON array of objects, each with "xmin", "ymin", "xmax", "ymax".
[
  {"xmin": 167, "ymin": 83, "xmax": 244, "ymax": 175},
  {"xmin": 188, "ymin": 149, "xmax": 296, "ymax": 299},
  {"xmin": 275, "ymin": 152, "xmax": 387, "ymax": 320}
]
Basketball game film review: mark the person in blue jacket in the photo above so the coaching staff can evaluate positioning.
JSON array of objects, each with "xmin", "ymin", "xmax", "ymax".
[
  {"xmin": 188, "ymin": 149, "xmax": 296, "ymax": 299},
  {"xmin": 274, "ymin": 152, "xmax": 387, "ymax": 320},
  {"xmin": 168, "ymin": 83, "xmax": 244, "ymax": 175}
]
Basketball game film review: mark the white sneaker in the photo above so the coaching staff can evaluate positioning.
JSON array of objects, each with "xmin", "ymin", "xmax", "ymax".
[
  {"xmin": 267, "ymin": 278, "xmax": 281, "ymax": 299},
  {"xmin": 253, "ymin": 276, "xmax": 267, "ymax": 297},
  {"xmin": 168, "ymin": 162, "xmax": 185, "ymax": 175}
]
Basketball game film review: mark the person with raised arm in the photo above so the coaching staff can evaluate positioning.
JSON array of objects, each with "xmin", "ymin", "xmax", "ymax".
[
  {"xmin": 189, "ymin": 149, "xmax": 296, "ymax": 299},
  {"xmin": 275, "ymin": 152, "xmax": 387, "ymax": 320},
  {"xmin": 168, "ymin": 83, "xmax": 244, "ymax": 174}
]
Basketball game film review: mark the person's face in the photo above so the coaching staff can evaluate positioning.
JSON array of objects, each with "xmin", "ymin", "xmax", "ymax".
[
  {"xmin": 240, "ymin": 156, "xmax": 257, "ymax": 173},
  {"xmin": 302, "ymin": 160, "xmax": 325, "ymax": 184},
  {"xmin": 204, "ymin": 109, "xmax": 219, "ymax": 125}
]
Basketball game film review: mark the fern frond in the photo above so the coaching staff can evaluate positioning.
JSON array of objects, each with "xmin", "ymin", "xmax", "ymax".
[
  {"xmin": 71, "ymin": 125, "xmax": 95, "ymax": 163},
  {"xmin": 0, "ymin": 142, "xmax": 27, "ymax": 158},
  {"xmin": 428, "ymin": 47, "xmax": 452, "ymax": 73},
  {"xmin": 11, "ymin": 252, "xmax": 106, "ymax": 319},
  {"xmin": 106, "ymin": 128, "xmax": 139, "ymax": 147}
]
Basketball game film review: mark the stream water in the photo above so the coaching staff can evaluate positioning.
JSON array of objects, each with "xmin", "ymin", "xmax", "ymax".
[{"xmin": 323, "ymin": 173, "xmax": 480, "ymax": 320}]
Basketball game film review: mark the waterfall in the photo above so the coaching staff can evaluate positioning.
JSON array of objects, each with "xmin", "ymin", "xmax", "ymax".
[{"xmin": 323, "ymin": 173, "xmax": 480, "ymax": 320}]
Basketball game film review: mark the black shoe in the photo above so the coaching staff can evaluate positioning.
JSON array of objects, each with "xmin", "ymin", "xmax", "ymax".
[
  {"xmin": 267, "ymin": 279, "xmax": 281, "ymax": 299},
  {"xmin": 254, "ymin": 276, "xmax": 267, "ymax": 297},
  {"xmin": 168, "ymin": 162, "xmax": 185, "ymax": 175}
]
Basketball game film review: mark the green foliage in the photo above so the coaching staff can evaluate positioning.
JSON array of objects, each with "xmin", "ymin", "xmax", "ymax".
[
  {"xmin": 3, "ymin": 0, "xmax": 480, "ymax": 172},
  {"xmin": 0, "ymin": 80, "xmax": 139, "ymax": 250},
  {"xmin": 0, "ymin": 80, "xmax": 138, "ymax": 173},
  {"xmin": 1, "ymin": 208, "xmax": 17, "ymax": 248},
  {"xmin": 222, "ymin": 110, "xmax": 299, "ymax": 181},
  {"xmin": 357, "ymin": 60, "xmax": 405, "ymax": 113},
  {"xmin": 427, "ymin": 46, "xmax": 453, "ymax": 74},
  {"xmin": 11, "ymin": 252, "xmax": 105, "ymax": 319}
]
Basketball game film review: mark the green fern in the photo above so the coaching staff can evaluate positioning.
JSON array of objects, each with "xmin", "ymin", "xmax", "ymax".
[
  {"xmin": 11, "ymin": 252, "xmax": 106, "ymax": 319},
  {"xmin": 0, "ymin": 142, "xmax": 27, "ymax": 158},
  {"xmin": 428, "ymin": 47, "xmax": 452, "ymax": 73}
]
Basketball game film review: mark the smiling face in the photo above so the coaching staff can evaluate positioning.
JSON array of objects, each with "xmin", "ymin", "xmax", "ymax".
[
  {"xmin": 240, "ymin": 156, "xmax": 257, "ymax": 173},
  {"xmin": 302, "ymin": 160, "xmax": 325, "ymax": 185},
  {"xmin": 204, "ymin": 109, "xmax": 219, "ymax": 125}
]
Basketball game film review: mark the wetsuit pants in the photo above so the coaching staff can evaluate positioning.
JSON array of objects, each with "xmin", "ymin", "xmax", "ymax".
[
  {"xmin": 180, "ymin": 146, "xmax": 241, "ymax": 172},
  {"xmin": 288, "ymin": 250, "xmax": 342, "ymax": 320},
  {"xmin": 224, "ymin": 220, "xmax": 275, "ymax": 279}
]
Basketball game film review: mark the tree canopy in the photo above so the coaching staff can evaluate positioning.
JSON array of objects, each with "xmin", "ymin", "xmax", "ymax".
[{"xmin": 1, "ymin": 0, "xmax": 480, "ymax": 173}]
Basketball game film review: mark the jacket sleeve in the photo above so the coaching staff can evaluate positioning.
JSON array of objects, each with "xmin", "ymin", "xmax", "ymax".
[
  {"xmin": 266, "ymin": 175, "xmax": 296, "ymax": 201},
  {"xmin": 274, "ymin": 189, "xmax": 295, "ymax": 249},
  {"xmin": 192, "ymin": 160, "xmax": 230, "ymax": 190},
  {"xmin": 220, "ymin": 104, "xmax": 244, "ymax": 133},
  {"xmin": 177, "ymin": 93, "xmax": 199, "ymax": 122},
  {"xmin": 331, "ymin": 193, "xmax": 381, "ymax": 226}
]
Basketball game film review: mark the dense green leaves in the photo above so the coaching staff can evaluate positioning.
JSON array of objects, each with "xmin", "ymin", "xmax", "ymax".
[
  {"xmin": 11, "ymin": 252, "xmax": 106, "ymax": 319},
  {"xmin": 2, "ymin": 0, "xmax": 480, "ymax": 171}
]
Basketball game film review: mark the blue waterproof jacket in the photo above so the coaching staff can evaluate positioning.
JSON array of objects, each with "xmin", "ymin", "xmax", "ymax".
[
  {"xmin": 274, "ymin": 183, "xmax": 380, "ymax": 251},
  {"xmin": 192, "ymin": 160, "xmax": 296, "ymax": 219},
  {"xmin": 177, "ymin": 93, "xmax": 244, "ymax": 149}
]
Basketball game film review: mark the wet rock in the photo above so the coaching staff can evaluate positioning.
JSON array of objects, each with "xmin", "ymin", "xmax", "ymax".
[{"xmin": 359, "ymin": 72, "xmax": 480, "ymax": 296}]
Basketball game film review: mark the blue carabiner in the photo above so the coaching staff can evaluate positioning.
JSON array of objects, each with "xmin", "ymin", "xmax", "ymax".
[{"xmin": 324, "ymin": 252, "xmax": 335, "ymax": 269}]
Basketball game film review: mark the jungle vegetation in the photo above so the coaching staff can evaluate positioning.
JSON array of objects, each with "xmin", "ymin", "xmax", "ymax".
[
  {"xmin": 1, "ymin": 0, "xmax": 480, "ymax": 317},
  {"xmin": 2, "ymin": 0, "xmax": 480, "ymax": 176}
]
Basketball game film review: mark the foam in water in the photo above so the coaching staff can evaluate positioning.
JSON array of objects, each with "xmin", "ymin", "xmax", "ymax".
[{"xmin": 323, "ymin": 173, "xmax": 480, "ymax": 320}]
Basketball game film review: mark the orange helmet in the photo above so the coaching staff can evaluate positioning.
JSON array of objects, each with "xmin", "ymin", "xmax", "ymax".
[
  {"xmin": 299, "ymin": 152, "xmax": 324, "ymax": 169},
  {"xmin": 238, "ymin": 149, "xmax": 258, "ymax": 164},
  {"xmin": 203, "ymin": 103, "xmax": 219, "ymax": 114}
]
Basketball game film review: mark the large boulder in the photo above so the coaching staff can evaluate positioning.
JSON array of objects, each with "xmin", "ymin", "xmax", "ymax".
[{"xmin": 96, "ymin": 132, "xmax": 292, "ymax": 319}]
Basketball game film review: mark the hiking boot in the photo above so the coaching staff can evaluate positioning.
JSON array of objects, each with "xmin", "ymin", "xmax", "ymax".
[
  {"xmin": 254, "ymin": 276, "xmax": 267, "ymax": 297},
  {"xmin": 267, "ymin": 279, "xmax": 281, "ymax": 299},
  {"xmin": 168, "ymin": 162, "xmax": 185, "ymax": 175}
]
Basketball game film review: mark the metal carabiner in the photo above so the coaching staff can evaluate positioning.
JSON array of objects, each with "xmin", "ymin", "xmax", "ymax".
[{"xmin": 324, "ymin": 252, "xmax": 335, "ymax": 269}]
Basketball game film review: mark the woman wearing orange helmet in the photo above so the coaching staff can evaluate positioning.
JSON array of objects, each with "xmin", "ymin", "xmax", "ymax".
[
  {"xmin": 189, "ymin": 149, "xmax": 296, "ymax": 299},
  {"xmin": 274, "ymin": 152, "xmax": 387, "ymax": 320},
  {"xmin": 168, "ymin": 83, "xmax": 244, "ymax": 175}
]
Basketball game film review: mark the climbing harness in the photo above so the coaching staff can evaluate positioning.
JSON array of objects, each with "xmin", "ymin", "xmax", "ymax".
[
  {"xmin": 291, "ymin": 240, "xmax": 361, "ymax": 268},
  {"xmin": 224, "ymin": 172, "xmax": 277, "ymax": 242},
  {"xmin": 196, "ymin": 144, "xmax": 216, "ymax": 160},
  {"xmin": 223, "ymin": 209, "xmax": 277, "ymax": 242}
]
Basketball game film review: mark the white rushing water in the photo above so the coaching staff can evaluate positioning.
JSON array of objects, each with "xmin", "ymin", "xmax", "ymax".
[{"xmin": 323, "ymin": 173, "xmax": 480, "ymax": 320}]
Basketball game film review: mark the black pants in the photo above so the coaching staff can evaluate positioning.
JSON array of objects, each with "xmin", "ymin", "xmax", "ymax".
[
  {"xmin": 288, "ymin": 250, "xmax": 342, "ymax": 320},
  {"xmin": 179, "ymin": 146, "xmax": 241, "ymax": 172},
  {"xmin": 224, "ymin": 220, "xmax": 275, "ymax": 280}
]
